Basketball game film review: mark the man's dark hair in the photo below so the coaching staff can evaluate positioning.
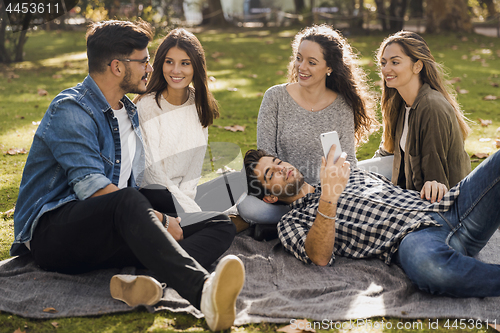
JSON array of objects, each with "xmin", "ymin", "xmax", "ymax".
[
  {"xmin": 243, "ymin": 149, "xmax": 274, "ymax": 200},
  {"xmin": 86, "ymin": 19, "xmax": 154, "ymax": 74}
]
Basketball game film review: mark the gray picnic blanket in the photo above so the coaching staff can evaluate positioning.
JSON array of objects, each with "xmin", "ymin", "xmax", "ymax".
[{"xmin": 0, "ymin": 229, "xmax": 499, "ymax": 323}]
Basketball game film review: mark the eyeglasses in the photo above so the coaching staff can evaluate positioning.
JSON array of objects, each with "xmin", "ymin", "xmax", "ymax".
[{"xmin": 108, "ymin": 56, "xmax": 151, "ymax": 69}]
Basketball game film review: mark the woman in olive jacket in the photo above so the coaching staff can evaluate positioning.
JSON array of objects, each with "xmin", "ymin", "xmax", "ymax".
[{"xmin": 376, "ymin": 31, "xmax": 471, "ymax": 201}]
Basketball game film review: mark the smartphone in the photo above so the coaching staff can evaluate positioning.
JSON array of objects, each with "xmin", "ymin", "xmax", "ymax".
[{"xmin": 320, "ymin": 131, "xmax": 342, "ymax": 162}]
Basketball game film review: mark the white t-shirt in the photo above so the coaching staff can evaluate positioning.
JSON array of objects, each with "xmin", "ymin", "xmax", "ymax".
[
  {"xmin": 114, "ymin": 105, "xmax": 136, "ymax": 189},
  {"xmin": 400, "ymin": 105, "xmax": 411, "ymax": 153}
]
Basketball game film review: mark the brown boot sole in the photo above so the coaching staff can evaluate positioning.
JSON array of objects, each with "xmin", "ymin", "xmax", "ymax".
[{"xmin": 110, "ymin": 275, "xmax": 163, "ymax": 307}]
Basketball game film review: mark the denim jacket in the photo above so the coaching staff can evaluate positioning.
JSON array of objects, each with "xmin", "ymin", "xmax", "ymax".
[{"xmin": 11, "ymin": 75, "xmax": 145, "ymax": 256}]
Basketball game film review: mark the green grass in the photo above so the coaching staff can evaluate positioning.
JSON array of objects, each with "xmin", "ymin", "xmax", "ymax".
[{"xmin": 0, "ymin": 27, "xmax": 499, "ymax": 332}]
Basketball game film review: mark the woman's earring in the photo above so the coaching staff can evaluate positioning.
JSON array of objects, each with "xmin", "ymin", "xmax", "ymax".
[{"xmin": 327, "ymin": 72, "xmax": 331, "ymax": 76}]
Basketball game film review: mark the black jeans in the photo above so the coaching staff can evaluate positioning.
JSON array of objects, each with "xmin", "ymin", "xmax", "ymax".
[
  {"xmin": 139, "ymin": 187, "xmax": 236, "ymax": 269},
  {"xmin": 30, "ymin": 187, "xmax": 236, "ymax": 308}
]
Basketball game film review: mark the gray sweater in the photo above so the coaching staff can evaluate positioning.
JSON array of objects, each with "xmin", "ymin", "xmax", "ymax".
[{"xmin": 257, "ymin": 84, "xmax": 357, "ymax": 184}]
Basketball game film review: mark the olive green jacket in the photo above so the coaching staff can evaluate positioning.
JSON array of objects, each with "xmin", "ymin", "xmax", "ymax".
[{"xmin": 378, "ymin": 83, "xmax": 471, "ymax": 191}]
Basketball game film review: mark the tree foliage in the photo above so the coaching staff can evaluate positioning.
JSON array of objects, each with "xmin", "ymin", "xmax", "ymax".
[
  {"xmin": 476, "ymin": 0, "xmax": 498, "ymax": 19},
  {"xmin": 0, "ymin": 0, "xmax": 497, "ymax": 64},
  {"xmin": 371, "ymin": 0, "xmax": 474, "ymax": 33},
  {"xmin": 0, "ymin": 0, "xmax": 162, "ymax": 64},
  {"xmin": 425, "ymin": 0, "xmax": 472, "ymax": 33},
  {"xmin": 0, "ymin": 0, "xmax": 78, "ymax": 63}
]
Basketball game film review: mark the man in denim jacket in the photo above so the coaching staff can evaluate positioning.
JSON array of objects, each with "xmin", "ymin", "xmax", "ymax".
[{"xmin": 12, "ymin": 20, "xmax": 244, "ymax": 331}]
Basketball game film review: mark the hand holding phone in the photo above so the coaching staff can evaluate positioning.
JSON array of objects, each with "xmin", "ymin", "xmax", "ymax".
[
  {"xmin": 320, "ymin": 131, "xmax": 349, "ymax": 202},
  {"xmin": 320, "ymin": 131, "xmax": 342, "ymax": 162}
]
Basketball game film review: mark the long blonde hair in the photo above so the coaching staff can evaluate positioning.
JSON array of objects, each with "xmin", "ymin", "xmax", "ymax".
[
  {"xmin": 288, "ymin": 24, "xmax": 378, "ymax": 144},
  {"xmin": 377, "ymin": 31, "xmax": 470, "ymax": 153}
]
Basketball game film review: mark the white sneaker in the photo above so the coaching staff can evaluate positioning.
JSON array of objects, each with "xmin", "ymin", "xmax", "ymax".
[
  {"xmin": 200, "ymin": 255, "xmax": 245, "ymax": 331},
  {"xmin": 110, "ymin": 275, "xmax": 163, "ymax": 307}
]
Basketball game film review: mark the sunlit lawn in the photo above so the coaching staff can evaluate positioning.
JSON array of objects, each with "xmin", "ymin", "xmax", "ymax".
[{"xmin": 0, "ymin": 26, "xmax": 498, "ymax": 332}]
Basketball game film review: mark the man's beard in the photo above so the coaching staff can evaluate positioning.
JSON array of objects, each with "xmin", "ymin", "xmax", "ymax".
[
  {"xmin": 119, "ymin": 65, "xmax": 148, "ymax": 94},
  {"xmin": 275, "ymin": 172, "xmax": 305, "ymax": 200}
]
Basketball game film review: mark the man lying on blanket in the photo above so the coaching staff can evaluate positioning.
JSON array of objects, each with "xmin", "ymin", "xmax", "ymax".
[{"xmin": 243, "ymin": 146, "xmax": 500, "ymax": 298}]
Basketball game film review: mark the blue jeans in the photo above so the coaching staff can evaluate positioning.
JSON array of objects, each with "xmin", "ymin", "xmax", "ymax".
[{"xmin": 396, "ymin": 150, "xmax": 500, "ymax": 297}]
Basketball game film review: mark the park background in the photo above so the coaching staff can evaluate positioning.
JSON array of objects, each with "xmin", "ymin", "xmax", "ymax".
[{"xmin": 1, "ymin": 0, "xmax": 500, "ymax": 332}]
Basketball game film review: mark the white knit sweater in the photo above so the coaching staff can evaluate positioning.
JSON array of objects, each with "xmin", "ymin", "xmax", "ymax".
[{"xmin": 137, "ymin": 88, "xmax": 208, "ymax": 212}]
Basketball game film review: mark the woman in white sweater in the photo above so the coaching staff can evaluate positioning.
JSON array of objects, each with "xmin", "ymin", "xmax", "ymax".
[{"xmin": 135, "ymin": 28, "xmax": 219, "ymax": 213}]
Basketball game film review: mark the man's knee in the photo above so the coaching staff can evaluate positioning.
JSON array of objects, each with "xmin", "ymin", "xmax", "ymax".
[
  {"xmin": 115, "ymin": 186, "xmax": 144, "ymax": 200},
  {"xmin": 110, "ymin": 187, "xmax": 152, "ymax": 211},
  {"xmin": 108, "ymin": 188, "xmax": 155, "ymax": 228},
  {"xmin": 399, "ymin": 234, "xmax": 460, "ymax": 295},
  {"xmin": 408, "ymin": 261, "xmax": 463, "ymax": 296}
]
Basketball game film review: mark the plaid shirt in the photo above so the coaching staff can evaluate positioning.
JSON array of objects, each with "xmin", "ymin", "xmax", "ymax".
[{"xmin": 278, "ymin": 168, "xmax": 460, "ymax": 266}]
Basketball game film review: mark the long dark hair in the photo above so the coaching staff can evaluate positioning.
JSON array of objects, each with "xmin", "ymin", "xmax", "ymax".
[
  {"xmin": 287, "ymin": 24, "xmax": 378, "ymax": 144},
  {"xmin": 135, "ymin": 28, "xmax": 219, "ymax": 127},
  {"xmin": 377, "ymin": 31, "xmax": 470, "ymax": 153}
]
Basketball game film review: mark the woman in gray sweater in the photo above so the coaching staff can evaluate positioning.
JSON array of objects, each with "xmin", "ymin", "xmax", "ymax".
[{"xmin": 257, "ymin": 24, "xmax": 377, "ymax": 184}]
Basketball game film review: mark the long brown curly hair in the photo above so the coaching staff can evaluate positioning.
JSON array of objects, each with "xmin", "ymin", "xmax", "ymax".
[{"xmin": 287, "ymin": 24, "xmax": 378, "ymax": 144}]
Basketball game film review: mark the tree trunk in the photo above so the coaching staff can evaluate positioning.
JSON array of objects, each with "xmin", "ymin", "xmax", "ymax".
[
  {"xmin": 309, "ymin": 0, "xmax": 316, "ymax": 25},
  {"xmin": 426, "ymin": 0, "xmax": 472, "ymax": 33},
  {"xmin": 173, "ymin": 0, "xmax": 185, "ymax": 20},
  {"xmin": 388, "ymin": 0, "xmax": 408, "ymax": 32},
  {"xmin": 351, "ymin": 0, "xmax": 365, "ymax": 32},
  {"xmin": 206, "ymin": 0, "xmax": 228, "ymax": 26},
  {"xmin": 374, "ymin": 0, "xmax": 388, "ymax": 31},
  {"xmin": 0, "ymin": 7, "xmax": 12, "ymax": 63},
  {"xmin": 14, "ymin": 13, "xmax": 31, "ymax": 62},
  {"xmin": 408, "ymin": 0, "xmax": 423, "ymax": 18},
  {"xmin": 294, "ymin": 0, "xmax": 304, "ymax": 13},
  {"xmin": 108, "ymin": 0, "xmax": 120, "ymax": 19}
]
